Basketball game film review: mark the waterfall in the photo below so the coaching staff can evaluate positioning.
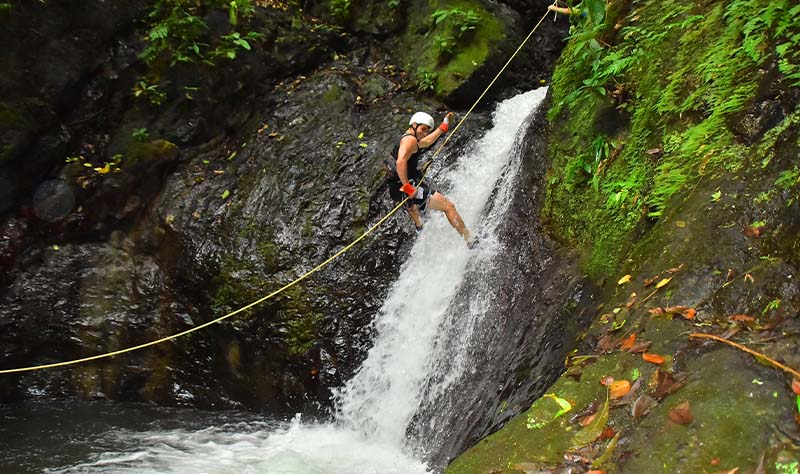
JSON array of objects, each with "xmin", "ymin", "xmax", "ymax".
[{"xmin": 40, "ymin": 88, "xmax": 549, "ymax": 474}]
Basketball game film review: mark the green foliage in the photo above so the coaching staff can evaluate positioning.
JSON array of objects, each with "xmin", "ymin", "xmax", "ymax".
[
  {"xmin": 546, "ymin": 0, "xmax": 800, "ymax": 277},
  {"xmin": 415, "ymin": 67, "xmax": 438, "ymax": 92},
  {"xmin": 328, "ymin": 0, "xmax": 351, "ymax": 23},
  {"xmin": 140, "ymin": 0, "xmax": 261, "ymax": 67},
  {"xmin": 132, "ymin": 79, "xmax": 167, "ymax": 105},
  {"xmin": 0, "ymin": 3, "xmax": 11, "ymax": 12},
  {"xmin": 132, "ymin": 128, "xmax": 149, "ymax": 142},
  {"xmin": 427, "ymin": 7, "xmax": 480, "ymax": 63}
]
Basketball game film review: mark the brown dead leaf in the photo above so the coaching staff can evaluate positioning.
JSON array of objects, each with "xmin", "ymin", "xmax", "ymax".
[
  {"xmin": 719, "ymin": 326, "xmax": 740, "ymax": 340},
  {"xmin": 665, "ymin": 263, "xmax": 685, "ymax": 274},
  {"xmin": 729, "ymin": 314, "xmax": 755, "ymax": 323},
  {"xmin": 621, "ymin": 333, "xmax": 637, "ymax": 351},
  {"xmin": 664, "ymin": 305, "xmax": 689, "ymax": 313},
  {"xmin": 651, "ymin": 369, "xmax": 687, "ymax": 400},
  {"xmin": 668, "ymin": 401, "xmax": 693, "ymax": 424},
  {"xmin": 643, "ymin": 275, "xmax": 661, "ymax": 287},
  {"xmin": 744, "ymin": 273, "xmax": 755, "ymax": 283},
  {"xmin": 626, "ymin": 292, "xmax": 637, "ymax": 308},
  {"xmin": 642, "ymin": 352, "xmax": 666, "ymax": 365},
  {"xmin": 596, "ymin": 334, "xmax": 619, "ymax": 353},
  {"xmin": 627, "ymin": 340, "xmax": 652, "ymax": 353},
  {"xmin": 648, "ymin": 307, "xmax": 666, "ymax": 315},
  {"xmin": 631, "ymin": 394, "xmax": 656, "ymax": 420},
  {"xmin": 610, "ymin": 380, "xmax": 632, "ymax": 399},
  {"xmin": 792, "ymin": 379, "xmax": 800, "ymax": 396}
]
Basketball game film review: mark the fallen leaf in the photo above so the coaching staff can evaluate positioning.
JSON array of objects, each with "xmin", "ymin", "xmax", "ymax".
[
  {"xmin": 631, "ymin": 394, "xmax": 656, "ymax": 420},
  {"xmin": 675, "ymin": 220, "xmax": 687, "ymax": 228},
  {"xmin": 618, "ymin": 274, "xmax": 632, "ymax": 285},
  {"xmin": 596, "ymin": 335, "xmax": 618, "ymax": 353},
  {"xmin": 711, "ymin": 458, "xmax": 720, "ymax": 466},
  {"xmin": 571, "ymin": 396, "xmax": 609, "ymax": 449},
  {"xmin": 643, "ymin": 275, "xmax": 660, "ymax": 287},
  {"xmin": 792, "ymin": 379, "xmax": 800, "ymax": 396},
  {"xmin": 668, "ymin": 401, "xmax": 693, "ymax": 424},
  {"xmin": 543, "ymin": 393, "xmax": 573, "ymax": 419},
  {"xmin": 754, "ymin": 453, "xmax": 766, "ymax": 474},
  {"xmin": 743, "ymin": 225, "xmax": 762, "ymax": 238},
  {"xmin": 627, "ymin": 341, "xmax": 652, "ymax": 353},
  {"xmin": 600, "ymin": 376, "xmax": 615, "ymax": 386},
  {"xmin": 726, "ymin": 268, "xmax": 738, "ymax": 280},
  {"xmin": 599, "ymin": 426, "xmax": 616, "ymax": 440},
  {"xmin": 611, "ymin": 378, "xmax": 642, "ymax": 407},
  {"xmin": 651, "ymin": 369, "xmax": 687, "ymax": 400},
  {"xmin": 648, "ymin": 307, "xmax": 666, "ymax": 315},
  {"xmin": 729, "ymin": 314, "xmax": 755, "ymax": 322},
  {"xmin": 626, "ymin": 292, "xmax": 637, "ymax": 308},
  {"xmin": 579, "ymin": 412, "xmax": 597, "ymax": 427},
  {"xmin": 655, "ymin": 277, "xmax": 673, "ymax": 289},
  {"xmin": 610, "ymin": 380, "xmax": 632, "ymax": 399},
  {"xmin": 591, "ymin": 432, "xmax": 620, "ymax": 469},
  {"xmin": 621, "ymin": 333, "xmax": 637, "ymax": 351},
  {"xmin": 664, "ymin": 305, "xmax": 689, "ymax": 313},
  {"xmin": 642, "ymin": 353, "xmax": 666, "ymax": 365},
  {"xmin": 666, "ymin": 264, "xmax": 685, "ymax": 274},
  {"xmin": 682, "ymin": 308, "xmax": 697, "ymax": 320},
  {"xmin": 744, "ymin": 273, "xmax": 755, "ymax": 283}
]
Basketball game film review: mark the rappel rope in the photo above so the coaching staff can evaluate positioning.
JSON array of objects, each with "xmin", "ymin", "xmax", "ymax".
[{"xmin": 0, "ymin": 6, "xmax": 554, "ymax": 375}]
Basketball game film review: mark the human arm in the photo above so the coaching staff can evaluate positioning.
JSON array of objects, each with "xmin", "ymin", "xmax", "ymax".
[
  {"xmin": 418, "ymin": 112, "xmax": 454, "ymax": 148},
  {"xmin": 548, "ymin": 4, "xmax": 574, "ymax": 14}
]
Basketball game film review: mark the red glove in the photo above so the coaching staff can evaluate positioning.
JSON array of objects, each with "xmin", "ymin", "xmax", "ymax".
[
  {"xmin": 400, "ymin": 182, "xmax": 416, "ymax": 196},
  {"xmin": 438, "ymin": 113, "xmax": 452, "ymax": 133}
]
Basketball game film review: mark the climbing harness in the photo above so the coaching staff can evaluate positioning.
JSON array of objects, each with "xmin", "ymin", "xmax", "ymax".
[{"xmin": 0, "ymin": 6, "xmax": 555, "ymax": 375}]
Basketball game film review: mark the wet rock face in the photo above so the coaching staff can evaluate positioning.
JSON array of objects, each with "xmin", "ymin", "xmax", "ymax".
[{"xmin": 0, "ymin": 0, "xmax": 568, "ymax": 414}]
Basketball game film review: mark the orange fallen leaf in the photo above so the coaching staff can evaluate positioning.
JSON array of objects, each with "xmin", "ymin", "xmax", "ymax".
[
  {"xmin": 621, "ymin": 333, "xmax": 637, "ymax": 351},
  {"xmin": 743, "ymin": 225, "xmax": 762, "ymax": 238},
  {"xmin": 792, "ymin": 379, "xmax": 800, "ymax": 395},
  {"xmin": 682, "ymin": 308, "xmax": 696, "ymax": 320},
  {"xmin": 579, "ymin": 412, "xmax": 597, "ymax": 427},
  {"xmin": 599, "ymin": 426, "xmax": 616, "ymax": 440},
  {"xmin": 668, "ymin": 401, "xmax": 693, "ymax": 424},
  {"xmin": 642, "ymin": 352, "xmax": 666, "ymax": 365},
  {"xmin": 618, "ymin": 274, "xmax": 632, "ymax": 285},
  {"xmin": 586, "ymin": 471, "xmax": 605, "ymax": 474},
  {"xmin": 711, "ymin": 458, "xmax": 720, "ymax": 466},
  {"xmin": 610, "ymin": 380, "xmax": 632, "ymax": 399}
]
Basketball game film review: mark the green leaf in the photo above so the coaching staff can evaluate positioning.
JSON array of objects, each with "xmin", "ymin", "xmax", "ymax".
[
  {"xmin": 711, "ymin": 190, "xmax": 721, "ymax": 202},
  {"xmin": 796, "ymin": 395, "xmax": 799, "ymax": 415},
  {"xmin": 359, "ymin": 143, "xmax": 368, "ymax": 148},
  {"xmin": 222, "ymin": 190, "xmax": 230, "ymax": 199},
  {"xmin": 543, "ymin": 393, "xmax": 573, "ymax": 419},
  {"xmin": 571, "ymin": 394, "xmax": 609, "ymax": 449},
  {"xmin": 227, "ymin": 151, "xmax": 237, "ymax": 161},
  {"xmin": 358, "ymin": 132, "xmax": 365, "ymax": 139}
]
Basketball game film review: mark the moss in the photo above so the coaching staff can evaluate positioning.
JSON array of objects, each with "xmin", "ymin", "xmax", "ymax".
[
  {"xmin": 545, "ymin": 0, "xmax": 799, "ymax": 279},
  {"xmin": 322, "ymin": 83, "xmax": 343, "ymax": 104},
  {"xmin": 393, "ymin": 0, "xmax": 504, "ymax": 97}
]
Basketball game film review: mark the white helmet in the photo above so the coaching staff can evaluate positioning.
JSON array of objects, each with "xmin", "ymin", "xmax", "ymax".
[{"xmin": 409, "ymin": 111, "xmax": 434, "ymax": 129}]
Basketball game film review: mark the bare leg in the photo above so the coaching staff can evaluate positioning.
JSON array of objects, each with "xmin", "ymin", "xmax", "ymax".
[
  {"xmin": 427, "ymin": 192, "xmax": 471, "ymax": 244},
  {"xmin": 406, "ymin": 205, "xmax": 423, "ymax": 229}
]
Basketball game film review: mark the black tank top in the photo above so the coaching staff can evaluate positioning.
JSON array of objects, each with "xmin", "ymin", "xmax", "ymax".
[{"xmin": 389, "ymin": 133, "xmax": 424, "ymax": 182}]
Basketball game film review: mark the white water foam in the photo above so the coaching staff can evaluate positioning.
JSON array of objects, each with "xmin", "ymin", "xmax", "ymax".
[{"xmin": 48, "ymin": 88, "xmax": 548, "ymax": 474}]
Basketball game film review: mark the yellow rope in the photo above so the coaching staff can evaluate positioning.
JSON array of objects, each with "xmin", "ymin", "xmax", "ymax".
[{"xmin": 0, "ymin": 8, "xmax": 553, "ymax": 375}]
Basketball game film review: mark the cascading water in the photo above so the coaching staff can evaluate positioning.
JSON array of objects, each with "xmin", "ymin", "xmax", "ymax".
[{"xmin": 8, "ymin": 88, "xmax": 548, "ymax": 474}]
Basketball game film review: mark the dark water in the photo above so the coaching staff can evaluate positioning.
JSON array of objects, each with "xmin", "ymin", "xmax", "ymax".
[{"xmin": 0, "ymin": 400, "xmax": 279, "ymax": 474}]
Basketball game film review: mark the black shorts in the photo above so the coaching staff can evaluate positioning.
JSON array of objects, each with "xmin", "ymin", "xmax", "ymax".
[{"xmin": 388, "ymin": 178, "xmax": 436, "ymax": 212}]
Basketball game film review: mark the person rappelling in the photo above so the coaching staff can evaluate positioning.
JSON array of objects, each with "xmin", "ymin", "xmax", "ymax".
[{"xmin": 385, "ymin": 111, "xmax": 473, "ymax": 246}]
